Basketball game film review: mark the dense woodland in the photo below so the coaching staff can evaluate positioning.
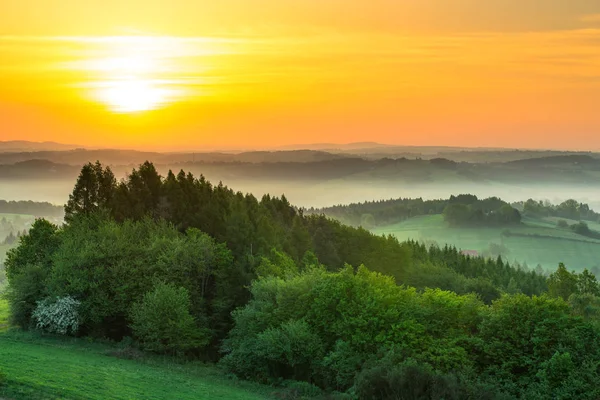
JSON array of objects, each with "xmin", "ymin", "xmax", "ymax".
[
  {"xmin": 0, "ymin": 200, "xmax": 64, "ymax": 218},
  {"xmin": 311, "ymin": 194, "xmax": 522, "ymax": 229},
  {"xmin": 4, "ymin": 161, "xmax": 600, "ymax": 399},
  {"xmin": 516, "ymin": 198, "xmax": 600, "ymax": 222}
]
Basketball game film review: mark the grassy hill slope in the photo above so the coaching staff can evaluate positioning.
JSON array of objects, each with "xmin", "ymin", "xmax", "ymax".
[
  {"xmin": 373, "ymin": 215, "xmax": 600, "ymax": 272},
  {"xmin": 0, "ymin": 321, "xmax": 272, "ymax": 400}
]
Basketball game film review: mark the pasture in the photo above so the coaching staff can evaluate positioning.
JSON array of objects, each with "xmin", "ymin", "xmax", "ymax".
[
  {"xmin": 0, "ymin": 329, "xmax": 273, "ymax": 400},
  {"xmin": 373, "ymin": 214, "xmax": 600, "ymax": 272}
]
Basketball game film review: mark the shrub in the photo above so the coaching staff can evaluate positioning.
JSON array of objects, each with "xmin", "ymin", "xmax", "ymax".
[
  {"xmin": 130, "ymin": 282, "xmax": 209, "ymax": 354},
  {"xmin": 272, "ymin": 380, "xmax": 323, "ymax": 399},
  {"xmin": 221, "ymin": 319, "xmax": 325, "ymax": 383},
  {"xmin": 32, "ymin": 295, "xmax": 81, "ymax": 335},
  {"xmin": 6, "ymin": 264, "xmax": 49, "ymax": 329},
  {"xmin": 557, "ymin": 220, "xmax": 569, "ymax": 228},
  {"xmin": 353, "ymin": 357, "xmax": 504, "ymax": 400}
]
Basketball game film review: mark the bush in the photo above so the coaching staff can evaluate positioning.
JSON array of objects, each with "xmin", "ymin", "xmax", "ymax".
[
  {"xmin": 32, "ymin": 296, "xmax": 81, "ymax": 335},
  {"xmin": 354, "ymin": 358, "xmax": 458, "ymax": 400},
  {"xmin": 0, "ymin": 368, "xmax": 5, "ymax": 387},
  {"xmin": 557, "ymin": 220, "xmax": 569, "ymax": 228},
  {"xmin": 221, "ymin": 319, "xmax": 325, "ymax": 383},
  {"xmin": 6, "ymin": 264, "xmax": 49, "ymax": 329},
  {"xmin": 272, "ymin": 380, "xmax": 324, "ymax": 399},
  {"xmin": 353, "ymin": 357, "xmax": 504, "ymax": 400},
  {"xmin": 130, "ymin": 282, "xmax": 209, "ymax": 354}
]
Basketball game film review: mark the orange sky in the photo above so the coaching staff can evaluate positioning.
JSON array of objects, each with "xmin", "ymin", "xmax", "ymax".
[{"xmin": 1, "ymin": 0, "xmax": 600, "ymax": 151}]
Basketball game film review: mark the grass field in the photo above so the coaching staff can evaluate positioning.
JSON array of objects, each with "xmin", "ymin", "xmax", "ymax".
[
  {"xmin": 0, "ymin": 330, "xmax": 274, "ymax": 400},
  {"xmin": 0, "ymin": 297, "xmax": 279, "ymax": 400},
  {"xmin": 373, "ymin": 215, "xmax": 600, "ymax": 272}
]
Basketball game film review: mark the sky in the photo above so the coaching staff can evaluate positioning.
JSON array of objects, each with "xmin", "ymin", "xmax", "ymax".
[{"xmin": 1, "ymin": 0, "xmax": 600, "ymax": 151}]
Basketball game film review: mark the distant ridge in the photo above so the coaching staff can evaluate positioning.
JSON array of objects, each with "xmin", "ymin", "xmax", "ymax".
[
  {"xmin": 507, "ymin": 154, "xmax": 600, "ymax": 166},
  {"xmin": 0, "ymin": 140, "xmax": 84, "ymax": 152},
  {"xmin": 274, "ymin": 142, "xmax": 388, "ymax": 151}
]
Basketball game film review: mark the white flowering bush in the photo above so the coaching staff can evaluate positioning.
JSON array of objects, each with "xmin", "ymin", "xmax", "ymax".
[{"xmin": 32, "ymin": 296, "xmax": 81, "ymax": 335}]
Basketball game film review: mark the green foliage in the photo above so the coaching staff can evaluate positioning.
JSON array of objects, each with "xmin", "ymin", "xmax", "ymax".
[
  {"xmin": 45, "ymin": 215, "xmax": 234, "ymax": 342},
  {"xmin": 222, "ymin": 266, "xmax": 485, "ymax": 391},
  {"xmin": 8, "ymin": 161, "xmax": 600, "ymax": 399},
  {"xmin": 4, "ymin": 218, "xmax": 60, "ymax": 281},
  {"xmin": 0, "ymin": 200, "xmax": 63, "ymax": 218},
  {"xmin": 6, "ymin": 264, "xmax": 49, "ymax": 328},
  {"xmin": 443, "ymin": 203, "xmax": 521, "ymax": 228},
  {"xmin": 130, "ymin": 282, "xmax": 209, "ymax": 354},
  {"xmin": 548, "ymin": 263, "xmax": 600, "ymax": 300},
  {"xmin": 64, "ymin": 161, "xmax": 116, "ymax": 221},
  {"xmin": 224, "ymin": 266, "xmax": 600, "ymax": 397},
  {"xmin": 0, "ymin": 299, "xmax": 9, "ymax": 331},
  {"xmin": 313, "ymin": 194, "xmax": 520, "ymax": 229},
  {"xmin": 523, "ymin": 198, "xmax": 599, "ymax": 222},
  {"xmin": 577, "ymin": 268, "xmax": 600, "ymax": 296},
  {"xmin": 354, "ymin": 357, "xmax": 501, "ymax": 400},
  {"xmin": 568, "ymin": 293, "xmax": 600, "ymax": 320},
  {"xmin": 548, "ymin": 263, "xmax": 579, "ymax": 300},
  {"xmin": 569, "ymin": 221, "xmax": 599, "ymax": 238},
  {"xmin": 256, "ymin": 248, "xmax": 299, "ymax": 278},
  {"xmin": 527, "ymin": 352, "xmax": 600, "ymax": 400},
  {"xmin": 32, "ymin": 296, "xmax": 80, "ymax": 335}
]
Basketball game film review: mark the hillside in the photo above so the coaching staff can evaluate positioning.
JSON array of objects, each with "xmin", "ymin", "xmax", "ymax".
[
  {"xmin": 0, "ymin": 332, "xmax": 272, "ymax": 400},
  {"xmin": 372, "ymin": 214, "xmax": 600, "ymax": 272},
  {"xmin": 318, "ymin": 195, "xmax": 600, "ymax": 272},
  {"xmin": 4, "ymin": 161, "xmax": 600, "ymax": 399}
]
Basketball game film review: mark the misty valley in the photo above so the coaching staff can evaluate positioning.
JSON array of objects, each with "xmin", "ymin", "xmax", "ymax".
[
  {"xmin": 2, "ymin": 145, "xmax": 600, "ymax": 399},
  {"xmin": 3, "ymin": 1, "xmax": 600, "ymax": 397}
]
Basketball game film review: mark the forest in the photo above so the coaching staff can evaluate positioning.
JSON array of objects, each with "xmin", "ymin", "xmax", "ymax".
[
  {"xmin": 314, "ymin": 195, "xmax": 600, "ymax": 230},
  {"xmin": 4, "ymin": 161, "xmax": 600, "ymax": 399},
  {"xmin": 0, "ymin": 200, "xmax": 64, "ymax": 218}
]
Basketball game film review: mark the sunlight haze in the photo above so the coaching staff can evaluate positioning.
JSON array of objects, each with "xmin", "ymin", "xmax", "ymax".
[{"xmin": 1, "ymin": 0, "xmax": 599, "ymax": 150}]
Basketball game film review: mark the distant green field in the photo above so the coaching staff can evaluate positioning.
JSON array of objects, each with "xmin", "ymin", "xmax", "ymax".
[
  {"xmin": 373, "ymin": 215, "xmax": 600, "ymax": 272},
  {"xmin": 0, "ymin": 330, "xmax": 272, "ymax": 400}
]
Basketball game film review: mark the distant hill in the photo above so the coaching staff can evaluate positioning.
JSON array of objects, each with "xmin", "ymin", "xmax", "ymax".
[
  {"xmin": 274, "ymin": 142, "xmax": 388, "ymax": 151},
  {"xmin": 0, "ymin": 160, "xmax": 80, "ymax": 179},
  {"xmin": 507, "ymin": 154, "xmax": 600, "ymax": 166},
  {"xmin": 0, "ymin": 141, "xmax": 83, "ymax": 152},
  {"xmin": 0, "ymin": 149, "xmax": 344, "ymax": 166}
]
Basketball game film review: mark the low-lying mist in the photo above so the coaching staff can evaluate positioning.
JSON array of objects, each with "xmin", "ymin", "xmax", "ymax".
[{"xmin": 3, "ymin": 175, "xmax": 600, "ymax": 211}]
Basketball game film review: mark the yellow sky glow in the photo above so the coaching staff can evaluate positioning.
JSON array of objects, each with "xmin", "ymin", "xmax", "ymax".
[{"xmin": 1, "ymin": 1, "xmax": 600, "ymax": 150}]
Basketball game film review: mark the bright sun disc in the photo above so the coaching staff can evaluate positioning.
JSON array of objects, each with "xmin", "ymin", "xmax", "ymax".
[
  {"xmin": 95, "ymin": 78, "xmax": 171, "ymax": 113},
  {"xmin": 83, "ymin": 44, "xmax": 182, "ymax": 113}
]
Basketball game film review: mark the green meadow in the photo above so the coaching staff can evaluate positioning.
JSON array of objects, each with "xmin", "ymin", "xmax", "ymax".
[
  {"xmin": 373, "ymin": 214, "xmax": 600, "ymax": 272},
  {"xmin": 0, "ymin": 331, "xmax": 273, "ymax": 400},
  {"xmin": 0, "ymin": 285, "xmax": 275, "ymax": 400}
]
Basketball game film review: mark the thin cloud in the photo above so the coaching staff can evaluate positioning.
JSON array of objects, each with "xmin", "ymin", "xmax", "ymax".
[{"xmin": 580, "ymin": 14, "xmax": 600, "ymax": 23}]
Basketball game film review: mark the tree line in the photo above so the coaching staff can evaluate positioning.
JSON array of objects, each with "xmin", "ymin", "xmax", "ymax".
[
  {"xmin": 0, "ymin": 200, "xmax": 64, "ymax": 218},
  {"xmin": 4, "ymin": 161, "xmax": 599, "ymax": 399},
  {"xmin": 311, "ymin": 194, "xmax": 522, "ymax": 229},
  {"xmin": 517, "ymin": 198, "xmax": 600, "ymax": 222}
]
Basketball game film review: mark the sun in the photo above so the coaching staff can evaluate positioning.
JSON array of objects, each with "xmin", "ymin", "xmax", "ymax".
[
  {"xmin": 84, "ymin": 43, "xmax": 180, "ymax": 113},
  {"xmin": 95, "ymin": 77, "xmax": 172, "ymax": 113}
]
